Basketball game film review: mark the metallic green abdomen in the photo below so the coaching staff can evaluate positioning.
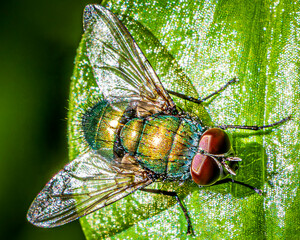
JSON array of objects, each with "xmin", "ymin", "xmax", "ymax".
[
  {"xmin": 121, "ymin": 115, "xmax": 203, "ymax": 179},
  {"xmin": 82, "ymin": 100, "xmax": 129, "ymax": 160}
]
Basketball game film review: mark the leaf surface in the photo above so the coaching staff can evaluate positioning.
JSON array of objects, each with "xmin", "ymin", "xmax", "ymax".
[{"xmin": 69, "ymin": 0, "xmax": 300, "ymax": 239}]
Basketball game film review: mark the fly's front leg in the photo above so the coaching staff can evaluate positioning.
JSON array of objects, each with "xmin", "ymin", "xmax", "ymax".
[
  {"xmin": 218, "ymin": 115, "xmax": 291, "ymax": 130},
  {"xmin": 167, "ymin": 77, "xmax": 238, "ymax": 104},
  {"xmin": 212, "ymin": 178, "xmax": 262, "ymax": 195},
  {"xmin": 140, "ymin": 188, "xmax": 193, "ymax": 235}
]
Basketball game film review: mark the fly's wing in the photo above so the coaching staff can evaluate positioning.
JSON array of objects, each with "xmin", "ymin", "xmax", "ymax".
[
  {"xmin": 83, "ymin": 5, "xmax": 175, "ymax": 113},
  {"xmin": 27, "ymin": 152, "xmax": 152, "ymax": 227}
]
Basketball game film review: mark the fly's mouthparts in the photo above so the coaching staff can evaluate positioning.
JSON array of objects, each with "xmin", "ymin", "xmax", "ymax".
[{"xmin": 226, "ymin": 156, "xmax": 242, "ymax": 162}]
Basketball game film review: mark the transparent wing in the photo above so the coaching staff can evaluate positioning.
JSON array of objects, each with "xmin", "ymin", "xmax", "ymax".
[
  {"xmin": 27, "ymin": 152, "xmax": 152, "ymax": 228},
  {"xmin": 83, "ymin": 4, "xmax": 175, "ymax": 112}
]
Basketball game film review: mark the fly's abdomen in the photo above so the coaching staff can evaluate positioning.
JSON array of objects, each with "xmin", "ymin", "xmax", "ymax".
[
  {"xmin": 137, "ymin": 116, "xmax": 181, "ymax": 175},
  {"xmin": 120, "ymin": 115, "xmax": 202, "ymax": 179},
  {"xmin": 119, "ymin": 118, "xmax": 144, "ymax": 153},
  {"xmin": 82, "ymin": 100, "xmax": 129, "ymax": 160}
]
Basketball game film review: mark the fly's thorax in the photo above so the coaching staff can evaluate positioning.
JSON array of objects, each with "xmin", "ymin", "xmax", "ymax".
[
  {"xmin": 81, "ymin": 100, "xmax": 130, "ymax": 160},
  {"xmin": 120, "ymin": 115, "xmax": 204, "ymax": 179}
]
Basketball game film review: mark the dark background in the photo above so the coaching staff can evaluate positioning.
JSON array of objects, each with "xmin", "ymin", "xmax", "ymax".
[{"xmin": 0, "ymin": 1, "xmax": 98, "ymax": 239}]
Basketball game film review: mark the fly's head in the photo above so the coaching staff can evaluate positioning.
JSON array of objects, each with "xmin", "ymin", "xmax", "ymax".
[{"xmin": 190, "ymin": 128, "xmax": 241, "ymax": 186}]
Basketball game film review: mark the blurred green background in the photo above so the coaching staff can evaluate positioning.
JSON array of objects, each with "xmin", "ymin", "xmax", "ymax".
[{"xmin": 0, "ymin": 1, "xmax": 96, "ymax": 239}]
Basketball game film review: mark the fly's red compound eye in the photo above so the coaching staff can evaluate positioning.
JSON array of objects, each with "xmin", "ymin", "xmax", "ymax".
[
  {"xmin": 190, "ymin": 128, "xmax": 231, "ymax": 186},
  {"xmin": 199, "ymin": 128, "xmax": 231, "ymax": 154},
  {"xmin": 190, "ymin": 153, "xmax": 221, "ymax": 186}
]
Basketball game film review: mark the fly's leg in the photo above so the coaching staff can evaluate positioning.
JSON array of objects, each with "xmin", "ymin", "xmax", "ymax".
[
  {"xmin": 212, "ymin": 178, "xmax": 262, "ymax": 195},
  {"xmin": 140, "ymin": 188, "xmax": 193, "ymax": 235},
  {"xmin": 167, "ymin": 77, "xmax": 237, "ymax": 104},
  {"xmin": 218, "ymin": 115, "xmax": 291, "ymax": 130}
]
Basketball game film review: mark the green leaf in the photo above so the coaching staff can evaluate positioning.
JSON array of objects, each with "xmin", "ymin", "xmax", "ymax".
[{"xmin": 68, "ymin": 0, "xmax": 300, "ymax": 239}]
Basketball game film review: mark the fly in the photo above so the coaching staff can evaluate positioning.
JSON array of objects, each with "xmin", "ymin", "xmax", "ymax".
[{"xmin": 27, "ymin": 4, "xmax": 290, "ymax": 235}]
